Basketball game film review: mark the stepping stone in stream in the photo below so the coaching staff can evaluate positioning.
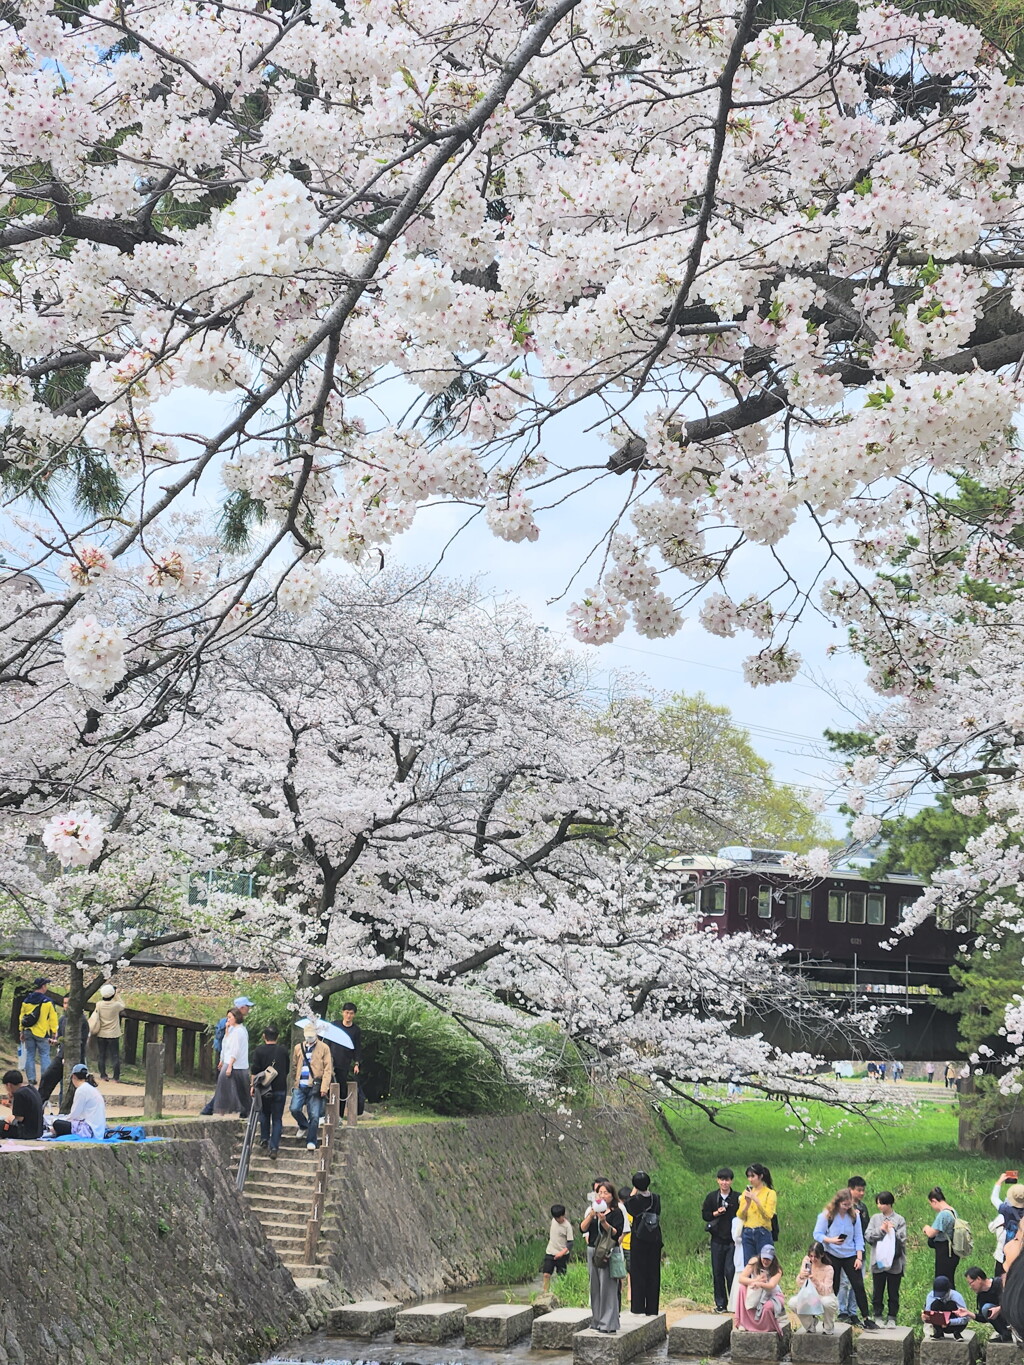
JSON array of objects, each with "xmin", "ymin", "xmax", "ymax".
[
  {"xmin": 532, "ymin": 1308, "xmax": 593, "ymax": 1349},
  {"xmin": 921, "ymin": 1332, "xmax": 981, "ymax": 1365},
  {"xmin": 668, "ymin": 1312, "xmax": 732, "ymax": 1357},
  {"xmin": 573, "ymin": 1312, "xmax": 666, "ymax": 1365},
  {"xmin": 328, "ymin": 1301, "xmax": 399, "ymax": 1337},
  {"xmin": 856, "ymin": 1326, "xmax": 916, "ymax": 1365},
  {"xmin": 986, "ymin": 1343, "xmax": 1024, "ymax": 1365},
  {"xmin": 394, "ymin": 1302, "xmax": 467, "ymax": 1343},
  {"xmin": 464, "ymin": 1303, "xmax": 535, "ymax": 1347},
  {"xmin": 791, "ymin": 1324, "xmax": 853, "ymax": 1364},
  {"xmin": 731, "ymin": 1325, "xmax": 793, "ymax": 1361}
]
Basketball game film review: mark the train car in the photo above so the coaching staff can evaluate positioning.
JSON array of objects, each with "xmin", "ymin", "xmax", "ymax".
[{"xmin": 663, "ymin": 847, "xmax": 963, "ymax": 989}]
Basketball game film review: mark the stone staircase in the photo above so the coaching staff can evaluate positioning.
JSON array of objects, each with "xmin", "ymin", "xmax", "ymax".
[{"xmin": 234, "ymin": 1127, "xmax": 347, "ymax": 1282}]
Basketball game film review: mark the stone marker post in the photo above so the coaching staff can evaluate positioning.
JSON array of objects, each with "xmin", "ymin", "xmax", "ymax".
[{"xmin": 144, "ymin": 1041, "xmax": 165, "ymax": 1119}]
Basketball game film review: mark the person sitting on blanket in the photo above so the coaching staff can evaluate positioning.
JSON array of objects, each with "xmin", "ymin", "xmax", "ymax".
[{"xmin": 50, "ymin": 1064, "xmax": 106, "ymax": 1138}]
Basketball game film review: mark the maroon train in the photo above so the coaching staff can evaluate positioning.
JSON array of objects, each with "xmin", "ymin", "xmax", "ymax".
[{"xmin": 665, "ymin": 847, "xmax": 961, "ymax": 989}]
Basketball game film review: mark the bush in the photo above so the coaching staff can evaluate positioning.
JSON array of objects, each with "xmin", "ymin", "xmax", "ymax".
[{"xmin": 342, "ymin": 984, "xmax": 525, "ymax": 1116}]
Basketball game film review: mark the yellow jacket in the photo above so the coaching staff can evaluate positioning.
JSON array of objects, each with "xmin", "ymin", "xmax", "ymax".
[{"xmin": 20, "ymin": 996, "xmax": 59, "ymax": 1039}]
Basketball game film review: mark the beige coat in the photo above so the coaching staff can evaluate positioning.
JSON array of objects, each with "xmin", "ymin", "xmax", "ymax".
[
  {"xmin": 88, "ymin": 997, "xmax": 126, "ymax": 1039},
  {"xmin": 291, "ymin": 1039, "xmax": 333, "ymax": 1093}
]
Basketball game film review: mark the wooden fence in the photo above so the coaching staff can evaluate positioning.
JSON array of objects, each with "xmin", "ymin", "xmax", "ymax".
[{"xmin": 7, "ymin": 990, "xmax": 215, "ymax": 1083}]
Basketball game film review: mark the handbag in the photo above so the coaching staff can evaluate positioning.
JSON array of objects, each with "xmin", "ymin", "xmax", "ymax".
[
  {"xmin": 610, "ymin": 1247, "xmax": 627, "ymax": 1279},
  {"xmin": 593, "ymin": 1230, "xmax": 614, "ymax": 1269},
  {"xmin": 745, "ymin": 1284, "xmax": 767, "ymax": 1313}
]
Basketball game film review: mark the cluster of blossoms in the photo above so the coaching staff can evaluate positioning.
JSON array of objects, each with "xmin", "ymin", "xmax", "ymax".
[
  {"xmin": 41, "ymin": 809, "xmax": 105, "ymax": 868},
  {"xmin": 62, "ymin": 616, "xmax": 127, "ymax": 692},
  {"xmin": 61, "ymin": 543, "xmax": 114, "ymax": 588}
]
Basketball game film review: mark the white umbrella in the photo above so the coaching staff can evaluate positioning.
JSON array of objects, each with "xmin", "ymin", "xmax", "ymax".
[{"xmin": 296, "ymin": 1017, "xmax": 354, "ymax": 1048}]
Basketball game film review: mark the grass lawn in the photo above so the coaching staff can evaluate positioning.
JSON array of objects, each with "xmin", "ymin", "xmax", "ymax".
[{"xmin": 492, "ymin": 1099, "xmax": 1007, "ymax": 1333}]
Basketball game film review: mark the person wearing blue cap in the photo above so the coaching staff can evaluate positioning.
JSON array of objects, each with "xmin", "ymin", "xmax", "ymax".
[{"xmin": 199, "ymin": 996, "xmax": 255, "ymax": 1116}]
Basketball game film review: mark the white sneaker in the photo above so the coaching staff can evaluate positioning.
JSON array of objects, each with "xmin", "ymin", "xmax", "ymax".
[
  {"xmin": 306, "ymin": 1141, "xmax": 316, "ymax": 1150},
  {"xmin": 886, "ymin": 1319, "xmax": 896, "ymax": 1330}
]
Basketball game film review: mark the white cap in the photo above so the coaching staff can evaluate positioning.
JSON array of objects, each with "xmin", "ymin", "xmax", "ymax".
[{"xmin": 100, "ymin": 984, "xmax": 115, "ymax": 999}]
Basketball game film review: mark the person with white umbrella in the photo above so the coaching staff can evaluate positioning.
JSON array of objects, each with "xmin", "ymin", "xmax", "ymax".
[
  {"xmin": 290, "ymin": 1023, "xmax": 333, "ymax": 1150},
  {"xmin": 327, "ymin": 1001, "xmax": 362, "ymax": 1111}
]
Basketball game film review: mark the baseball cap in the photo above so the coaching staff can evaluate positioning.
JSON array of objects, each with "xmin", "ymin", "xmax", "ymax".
[
  {"xmin": 71, "ymin": 1063, "xmax": 89, "ymax": 1078},
  {"xmin": 233, "ymin": 996, "xmax": 255, "ymax": 1009},
  {"xmin": 32, "ymin": 976, "xmax": 50, "ymax": 988}
]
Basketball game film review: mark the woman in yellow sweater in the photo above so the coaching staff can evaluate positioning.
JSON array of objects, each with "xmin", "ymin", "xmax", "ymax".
[{"xmin": 738, "ymin": 1164, "xmax": 777, "ymax": 1264}]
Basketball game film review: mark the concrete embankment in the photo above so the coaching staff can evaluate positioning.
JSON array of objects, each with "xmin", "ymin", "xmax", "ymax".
[{"xmin": 0, "ymin": 1137, "xmax": 311, "ymax": 1365}]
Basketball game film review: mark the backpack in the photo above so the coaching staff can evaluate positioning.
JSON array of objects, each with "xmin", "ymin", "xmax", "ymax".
[
  {"xmin": 952, "ymin": 1213, "xmax": 974, "ymax": 1259},
  {"xmin": 21, "ymin": 1002, "xmax": 41, "ymax": 1030},
  {"xmin": 632, "ymin": 1193, "xmax": 662, "ymax": 1243}
]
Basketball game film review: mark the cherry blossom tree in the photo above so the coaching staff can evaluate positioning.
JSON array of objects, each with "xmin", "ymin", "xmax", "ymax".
[
  {"xmin": 2, "ymin": 0, "xmax": 1024, "ymax": 702},
  {"xmin": 1, "ymin": 559, "xmax": 872, "ymax": 1105}
]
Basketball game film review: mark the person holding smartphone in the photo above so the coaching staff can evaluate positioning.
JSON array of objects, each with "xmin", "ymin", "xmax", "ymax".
[
  {"xmin": 703, "ymin": 1167, "xmax": 741, "ymax": 1311},
  {"xmin": 813, "ymin": 1188, "xmax": 879, "ymax": 1329},
  {"xmin": 738, "ymin": 1164, "xmax": 777, "ymax": 1265}
]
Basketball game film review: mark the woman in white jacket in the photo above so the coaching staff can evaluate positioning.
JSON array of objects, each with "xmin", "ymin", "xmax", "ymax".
[{"xmin": 51, "ymin": 1064, "xmax": 107, "ymax": 1138}]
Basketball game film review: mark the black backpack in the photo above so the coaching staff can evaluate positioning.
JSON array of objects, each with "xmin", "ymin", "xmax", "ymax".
[
  {"xmin": 21, "ymin": 1002, "xmax": 41, "ymax": 1030},
  {"xmin": 633, "ymin": 1194, "xmax": 662, "ymax": 1243}
]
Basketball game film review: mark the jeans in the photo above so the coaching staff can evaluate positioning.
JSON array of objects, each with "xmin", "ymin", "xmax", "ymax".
[
  {"xmin": 22, "ymin": 1033, "xmax": 50, "ymax": 1085},
  {"xmin": 837, "ymin": 1275, "xmax": 855, "ymax": 1317},
  {"xmin": 97, "ymin": 1036, "xmax": 120, "ymax": 1080},
  {"xmin": 259, "ymin": 1090, "xmax": 286, "ymax": 1151},
  {"xmin": 742, "ymin": 1226, "xmax": 772, "ymax": 1265},
  {"xmin": 290, "ymin": 1086, "xmax": 325, "ymax": 1145}
]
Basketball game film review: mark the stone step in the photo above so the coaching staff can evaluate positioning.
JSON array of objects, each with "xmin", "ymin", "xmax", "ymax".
[
  {"xmin": 281, "ymin": 1262, "xmax": 326, "ymax": 1279},
  {"xmin": 532, "ymin": 1308, "xmax": 593, "ymax": 1350},
  {"xmin": 857, "ymin": 1325, "xmax": 915, "ymax": 1365},
  {"xmin": 791, "ymin": 1324, "xmax": 854, "ymax": 1363},
  {"xmin": 668, "ymin": 1313, "xmax": 732, "ymax": 1357},
  {"xmin": 244, "ymin": 1206, "xmax": 308, "ymax": 1228},
  {"xmin": 394, "ymin": 1303, "xmax": 468, "ymax": 1344},
  {"xmin": 921, "ymin": 1331, "xmax": 980, "ymax": 1365},
  {"xmin": 328, "ymin": 1302, "xmax": 400, "ymax": 1337},
  {"xmin": 252, "ymin": 1218, "xmax": 309, "ymax": 1238},
  {"xmin": 243, "ymin": 1174, "xmax": 317, "ymax": 1193},
  {"xmin": 244, "ymin": 1190, "xmax": 314, "ymax": 1210},
  {"xmin": 731, "ymin": 1325, "xmax": 793, "ymax": 1362},
  {"xmin": 986, "ymin": 1343, "xmax": 1024, "ymax": 1365},
  {"xmin": 573, "ymin": 1313, "xmax": 666, "ymax": 1365},
  {"xmin": 265, "ymin": 1234, "xmax": 308, "ymax": 1254},
  {"xmin": 465, "ymin": 1304, "xmax": 534, "ymax": 1348}
]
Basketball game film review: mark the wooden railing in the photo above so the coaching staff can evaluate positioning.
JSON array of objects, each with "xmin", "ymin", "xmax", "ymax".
[
  {"xmin": 7, "ymin": 990, "xmax": 215, "ymax": 1082},
  {"xmin": 303, "ymin": 1081, "xmax": 342, "ymax": 1267},
  {"xmin": 118, "ymin": 1009, "xmax": 216, "ymax": 1081}
]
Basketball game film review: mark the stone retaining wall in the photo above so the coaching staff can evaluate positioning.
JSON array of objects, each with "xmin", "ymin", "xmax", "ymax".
[
  {"xmin": 0, "ymin": 1137, "xmax": 311, "ymax": 1365},
  {"xmin": 322, "ymin": 1106, "xmax": 656, "ymax": 1301}
]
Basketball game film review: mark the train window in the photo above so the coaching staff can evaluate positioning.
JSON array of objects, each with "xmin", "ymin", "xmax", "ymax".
[
  {"xmin": 828, "ymin": 891, "xmax": 846, "ymax": 923},
  {"xmin": 867, "ymin": 893, "xmax": 885, "ymax": 926},
  {"xmin": 678, "ymin": 886, "xmax": 696, "ymax": 909},
  {"xmin": 757, "ymin": 886, "xmax": 773, "ymax": 918},
  {"xmin": 737, "ymin": 886, "xmax": 748, "ymax": 916},
  {"xmin": 848, "ymin": 892, "xmax": 866, "ymax": 924},
  {"xmin": 784, "ymin": 892, "xmax": 812, "ymax": 919},
  {"xmin": 704, "ymin": 883, "xmax": 726, "ymax": 916},
  {"xmin": 898, "ymin": 897, "xmax": 919, "ymax": 921}
]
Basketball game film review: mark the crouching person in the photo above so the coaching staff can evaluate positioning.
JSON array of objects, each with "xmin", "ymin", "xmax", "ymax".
[
  {"xmin": 791, "ymin": 1243, "xmax": 838, "ymax": 1335},
  {"xmin": 923, "ymin": 1277, "xmax": 970, "ymax": 1339}
]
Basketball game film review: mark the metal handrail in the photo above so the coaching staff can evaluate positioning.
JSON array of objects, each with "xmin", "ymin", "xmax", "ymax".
[{"xmin": 235, "ymin": 1090, "xmax": 263, "ymax": 1192}]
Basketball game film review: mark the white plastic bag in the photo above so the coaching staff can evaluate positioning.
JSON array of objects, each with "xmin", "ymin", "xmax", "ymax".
[
  {"xmin": 875, "ymin": 1229, "xmax": 897, "ymax": 1271},
  {"xmin": 789, "ymin": 1283, "xmax": 823, "ymax": 1316}
]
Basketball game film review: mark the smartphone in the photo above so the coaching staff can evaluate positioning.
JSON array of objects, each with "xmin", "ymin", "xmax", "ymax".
[
  {"xmin": 837, "ymin": 1233, "xmax": 848, "ymax": 1242},
  {"xmin": 1008, "ymin": 1171, "xmax": 1019, "ymax": 1181}
]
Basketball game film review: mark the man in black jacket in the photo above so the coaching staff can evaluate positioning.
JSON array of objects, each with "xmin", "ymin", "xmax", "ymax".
[
  {"xmin": 327, "ymin": 1002, "xmax": 362, "ymax": 1113},
  {"xmin": 249, "ymin": 1024, "xmax": 291, "ymax": 1159},
  {"xmin": 702, "ymin": 1167, "xmax": 741, "ymax": 1311}
]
